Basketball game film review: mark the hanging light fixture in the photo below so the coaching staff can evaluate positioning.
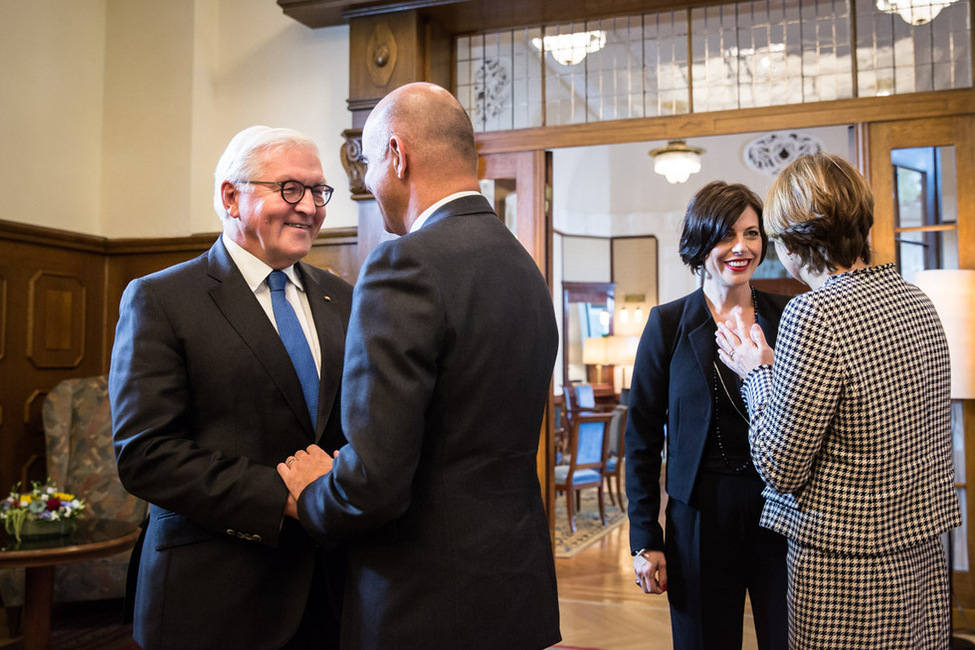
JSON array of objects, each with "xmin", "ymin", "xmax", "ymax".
[
  {"xmin": 649, "ymin": 140, "xmax": 706, "ymax": 184},
  {"xmin": 875, "ymin": 0, "xmax": 957, "ymax": 25},
  {"xmin": 530, "ymin": 30, "xmax": 606, "ymax": 66}
]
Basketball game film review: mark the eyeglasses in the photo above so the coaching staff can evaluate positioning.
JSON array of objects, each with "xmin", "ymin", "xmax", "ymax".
[{"xmin": 238, "ymin": 180, "xmax": 334, "ymax": 207}]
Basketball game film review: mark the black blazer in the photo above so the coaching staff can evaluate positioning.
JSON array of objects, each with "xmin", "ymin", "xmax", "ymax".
[
  {"xmin": 298, "ymin": 195, "xmax": 562, "ymax": 649},
  {"xmin": 110, "ymin": 238, "xmax": 352, "ymax": 649},
  {"xmin": 624, "ymin": 287, "xmax": 791, "ymax": 553}
]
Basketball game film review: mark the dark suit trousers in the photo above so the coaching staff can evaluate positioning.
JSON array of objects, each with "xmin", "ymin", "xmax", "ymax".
[
  {"xmin": 665, "ymin": 470, "xmax": 788, "ymax": 650},
  {"xmin": 282, "ymin": 554, "xmax": 344, "ymax": 650}
]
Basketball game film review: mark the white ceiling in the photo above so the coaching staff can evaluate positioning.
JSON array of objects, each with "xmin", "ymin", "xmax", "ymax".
[{"xmin": 553, "ymin": 124, "xmax": 854, "ymax": 238}]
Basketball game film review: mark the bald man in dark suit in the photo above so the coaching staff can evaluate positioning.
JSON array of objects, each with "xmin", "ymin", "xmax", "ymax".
[{"xmin": 279, "ymin": 83, "xmax": 561, "ymax": 649}]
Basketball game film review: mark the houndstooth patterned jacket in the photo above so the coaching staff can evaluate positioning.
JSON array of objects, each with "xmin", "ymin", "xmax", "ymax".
[{"xmin": 742, "ymin": 264, "xmax": 961, "ymax": 555}]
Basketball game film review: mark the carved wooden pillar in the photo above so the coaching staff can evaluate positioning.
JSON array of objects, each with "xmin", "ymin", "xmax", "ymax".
[{"xmin": 342, "ymin": 10, "xmax": 451, "ymax": 269}]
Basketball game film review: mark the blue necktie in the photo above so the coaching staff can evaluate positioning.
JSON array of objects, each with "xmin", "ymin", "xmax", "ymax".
[{"xmin": 267, "ymin": 270, "xmax": 318, "ymax": 428}]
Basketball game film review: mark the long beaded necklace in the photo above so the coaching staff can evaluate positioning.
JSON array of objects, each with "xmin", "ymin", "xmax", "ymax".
[{"xmin": 710, "ymin": 286, "xmax": 758, "ymax": 473}]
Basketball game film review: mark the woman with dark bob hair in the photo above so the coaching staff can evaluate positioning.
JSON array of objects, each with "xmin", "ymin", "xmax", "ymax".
[
  {"xmin": 626, "ymin": 181, "xmax": 790, "ymax": 649},
  {"xmin": 717, "ymin": 153, "xmax": 961, "ymax": 648}
]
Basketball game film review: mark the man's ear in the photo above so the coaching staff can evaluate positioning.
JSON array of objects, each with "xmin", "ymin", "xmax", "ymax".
[
  {"xmin": 389, "ymin": 136, "xmax": 406, "ymax": 179},
  {"xmin": 221, "ymin": 181, "xmax": 241, "ymax": 218}
]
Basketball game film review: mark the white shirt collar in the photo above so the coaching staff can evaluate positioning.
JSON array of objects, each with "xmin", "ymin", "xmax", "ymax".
[
  {"xmin": 409, "ymin": 191, "xmax": 483, "ymax": 233},
  {"xmin": 221, "ymin": 233, "xmax": 305, "ymax": 293}
]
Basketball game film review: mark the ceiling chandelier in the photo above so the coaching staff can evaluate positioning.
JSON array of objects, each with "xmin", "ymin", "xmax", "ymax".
[
  {"xmin": 530, "ymin": 30, "xmax": 607, "ymax": 66},
  {"xmin": 649, "ymin": 140, "xmax": 706, "ymax": 184},
  {"xmin": 875, "ymin": 0, "xmax": 957, "ymax": 25}
]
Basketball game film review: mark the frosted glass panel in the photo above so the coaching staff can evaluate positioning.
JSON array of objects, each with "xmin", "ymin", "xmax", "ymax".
[
  {"xmin": 856, "ymin": 0, "xmax": 971, "ymax": 96},
  {"xmin": 456, "ymin": 1, "xmax": 970, "ymax": 132}
]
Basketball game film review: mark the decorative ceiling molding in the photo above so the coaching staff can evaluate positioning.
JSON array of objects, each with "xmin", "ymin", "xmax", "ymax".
[
  {"xmin": 474, "ymin": 58, "xmax": 511, "ymax": 123},
  {"xmin": 743, "ymin": 131, "xmax": 825, "ymax": 177}
]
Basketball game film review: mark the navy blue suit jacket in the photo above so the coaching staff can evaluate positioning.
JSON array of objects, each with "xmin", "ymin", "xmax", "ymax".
[{"xmin": 110, "ymin": 238, "xmax": 352, "ymax": 649}]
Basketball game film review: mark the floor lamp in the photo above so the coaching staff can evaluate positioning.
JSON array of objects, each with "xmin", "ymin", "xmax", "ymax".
[{"xmin": 915, "ymin": 269, "xmax": 975, "ymax": 649}]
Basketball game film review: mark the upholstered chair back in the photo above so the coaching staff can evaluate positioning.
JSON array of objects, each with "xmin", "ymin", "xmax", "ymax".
[{"xmin": 0, "ymin": 375, "xmax": 146, "ymax": 606}]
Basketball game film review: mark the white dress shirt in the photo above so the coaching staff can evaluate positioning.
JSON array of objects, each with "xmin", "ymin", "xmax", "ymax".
[
  {"xmin": 409, "ymin": 191, "xmax": 482, "ymax": 233},
  {"xmin": 222, "ymin": 234, "xmax": 322, "ymax": 376}
]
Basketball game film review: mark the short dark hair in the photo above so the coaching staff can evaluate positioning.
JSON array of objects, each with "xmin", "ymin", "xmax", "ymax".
[
  {"xmin": 764, "ymin": 153, "xmax": 873, "ymax": 274},
  {"xmin": 679, "ymin": 181, "xmax": 768, "ymax": 273}
]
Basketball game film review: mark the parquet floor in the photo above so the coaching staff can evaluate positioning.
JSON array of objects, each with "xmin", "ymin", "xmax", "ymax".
[
  {"xmin": 553, "ymin": 514, "xmax": 759, "ymax": 650},
  {"xmin": 553, "ymin": 502, "xmax": 975, "ymax": 650}
]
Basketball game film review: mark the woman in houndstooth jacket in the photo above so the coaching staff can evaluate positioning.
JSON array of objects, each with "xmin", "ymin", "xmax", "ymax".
[{"xmin": 717, "ymin": 152, "xmax": 962, "ymax": 649}]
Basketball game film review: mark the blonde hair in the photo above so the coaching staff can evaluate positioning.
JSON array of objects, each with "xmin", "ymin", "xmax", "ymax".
[{"xmin": 764, "ymin": 153, "xmax": 873, "ymax": 274}]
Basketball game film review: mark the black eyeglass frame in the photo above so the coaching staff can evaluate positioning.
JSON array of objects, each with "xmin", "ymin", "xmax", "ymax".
[{"xmin": 237, "ymin": 180, "xmax": 334, "ymax": 207}]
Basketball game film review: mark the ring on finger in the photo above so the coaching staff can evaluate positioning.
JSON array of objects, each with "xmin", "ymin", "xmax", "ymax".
[{"xmin": 286, "ymin": 456, "xmax": 297, "ymax": 467}]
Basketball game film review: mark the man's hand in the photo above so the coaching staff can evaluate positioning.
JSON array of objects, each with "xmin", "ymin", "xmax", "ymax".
[{"xmin": 277, "ymin": 444, "xmax": 335, "ymax": 502}]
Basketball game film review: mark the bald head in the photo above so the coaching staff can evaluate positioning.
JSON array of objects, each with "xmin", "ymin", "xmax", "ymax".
[
  {"xmin": 361, "ymin": 83, "xmax": 481, "ymax": 234},
  {"xmin": 368, "ymin": 83, "xmax": 479, "ymax": 179}
]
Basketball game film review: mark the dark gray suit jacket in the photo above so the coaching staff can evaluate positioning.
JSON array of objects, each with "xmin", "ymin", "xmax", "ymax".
[
  {"xmin": 110, "ymin": 238, "xmax": 352, "ymax": 649},
  {"xmin": 298, "ymin": 195, "xmax": 562, "ymax": 649}
]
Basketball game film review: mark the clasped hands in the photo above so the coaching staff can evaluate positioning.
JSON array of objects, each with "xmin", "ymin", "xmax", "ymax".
[
  {"xmin": 715, "ymin": 312, "xmax": 774, "ymax": 378},
  {"xmin": 277, "ymin": 444, "xmax": 337, "ymax": 519}
]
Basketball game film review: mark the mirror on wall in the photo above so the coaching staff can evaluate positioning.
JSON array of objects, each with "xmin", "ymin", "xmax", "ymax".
[{"xmin": 562, "ymin": 281, "xmax": 615, "ymax": 388}]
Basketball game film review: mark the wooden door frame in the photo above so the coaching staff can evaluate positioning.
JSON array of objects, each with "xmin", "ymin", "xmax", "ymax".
[
  {"xmin": 479, "ymin": 150, "xmax": 557, "ymax": 529},
  {"xmin": 474, "ymin": 95, "xmax": 975, "ymax": 608},
  {"xmin": 868, "ymin": 115, "xmax": 975, "ymax": 617}
]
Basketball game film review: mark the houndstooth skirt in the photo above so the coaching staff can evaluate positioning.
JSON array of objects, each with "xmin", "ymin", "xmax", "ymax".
[{"xmin": 787, "ymin": 535, "xmax": 950, "ymax": 649}]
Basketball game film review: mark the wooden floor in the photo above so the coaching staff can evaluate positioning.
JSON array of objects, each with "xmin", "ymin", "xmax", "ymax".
[
  {"xmin": 553, "ymin": 514, "xmax": 759, "ymax": 650},
  {"xmin": 553, "ymin": 502, "xmax": 975, "ymax": 650}
]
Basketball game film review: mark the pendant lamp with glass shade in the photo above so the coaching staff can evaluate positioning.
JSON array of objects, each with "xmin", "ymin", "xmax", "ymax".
[
  {"xmin": 875, "ymin": 0, "xmax": 958, "ymax": 25},
  {"xmin": 649, "ymin": 140, "xmax": 706, "ymax": 184}
]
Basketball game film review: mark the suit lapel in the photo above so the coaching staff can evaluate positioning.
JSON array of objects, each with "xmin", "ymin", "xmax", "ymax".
[
  {"xmin": 296, "ymin": 263, "xmax": 345, "ymax": 441},
  {"xmin": 206, "ymin": 241, "xmax": 315, "ymax": 434},
  {"xmin": 686, "ymin": 289, "xmax": 717, "ymax": 390}
]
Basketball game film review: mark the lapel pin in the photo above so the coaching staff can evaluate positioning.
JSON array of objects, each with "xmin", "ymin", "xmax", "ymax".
[{"xmin": 324, "ymin": 295, "xmax": 332, "ymax": 302}]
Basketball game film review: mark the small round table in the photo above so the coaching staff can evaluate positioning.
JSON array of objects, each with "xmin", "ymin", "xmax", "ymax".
[{"xmin": 0, "ymin": 518, "xmax": 140, "ymax": 650}]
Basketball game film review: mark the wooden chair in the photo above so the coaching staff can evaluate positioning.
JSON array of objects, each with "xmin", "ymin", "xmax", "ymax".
[
  {"xmin": 604, "ymin": 405, "xmax": 627, "ymax": 507},
  {"xmin": 562, "ymin": 383, "xmax": 613, "ymax": 433},
  {"xmin": 554, "ymin": 410, "xmax": 614, "ymax": 534}
]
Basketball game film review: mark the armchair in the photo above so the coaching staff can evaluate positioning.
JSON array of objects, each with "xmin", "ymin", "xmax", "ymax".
[
  {"xmin": 554, "ymin": 411, "xmax": 614, "ymax": 534},
  {"xmin": 0, "ymin": 375, "xmax": 146, "ymax": 606}
]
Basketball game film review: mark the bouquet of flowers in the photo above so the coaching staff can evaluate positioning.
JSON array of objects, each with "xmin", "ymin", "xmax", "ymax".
[{"xmin": 1, "ymin": 479, "xmax": 85, "ymax": 543}]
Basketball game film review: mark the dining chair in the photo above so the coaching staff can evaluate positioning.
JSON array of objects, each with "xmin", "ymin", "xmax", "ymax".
[
  {"xmin": 554, "ymin": 410, "xmax": 614, "ymax": 534},
  {"xmin": 562, "ymin": 383, "xmax": 613, "ymax": 433},
  {"xmin": 604, "ymin": 405, "xmax": 628, "ymax": 507}
]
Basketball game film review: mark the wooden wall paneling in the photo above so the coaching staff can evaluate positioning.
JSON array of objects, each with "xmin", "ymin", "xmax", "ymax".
[
  {"xmin": 0, "ymin": 219, "xmax": 359, "ymax": 502},
  {"xmin": 349, "ymin": 12, "xmax": 422, "ymax": 127},
  {"xmin": 0, "ymin": 226, "xmax": 108, "ymax": 496},
  {"xmin": 21, "ymin": 389, "xmax": 48, "ymax": 484},
  {"xmin": 304, "ymin": 229, "xmax": 361, "ymax": 285},
  {"xmin": 865, "ymin": 114, "xmax": 975, "ymax": 616},
  {"xmin": 348, "ymin": 10, "xmax": 452, "ymax": 129},
  {"xmin": 0, "ymin": 271, "xmax": 5, "ymax": 362},
  {"xmin": 102, "ymin": 231, "xmax": 360, "ymax": 369},
  {"xmin": 474, "ymin": 88, "xmax": 975, "ymax": 155},
  {"xmin": 27, "ymin": 271, "xmax": 87, "ymax": 369}
]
